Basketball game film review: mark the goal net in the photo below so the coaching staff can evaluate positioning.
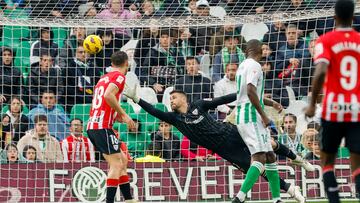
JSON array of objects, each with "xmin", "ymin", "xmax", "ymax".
[{"xmin": 0, "ymin": 0, "xmax": 359, "ymax": 202}]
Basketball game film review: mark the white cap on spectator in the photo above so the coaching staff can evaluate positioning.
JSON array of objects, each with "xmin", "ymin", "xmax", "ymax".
[{"xmin": 196, "ymin": 0, "xmax": 210, "ymax": 8}]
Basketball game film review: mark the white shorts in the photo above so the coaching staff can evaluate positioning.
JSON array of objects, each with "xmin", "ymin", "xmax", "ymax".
[{"xmin": 237, "ymin": 122, "xmax": 273, "ymax": 155}]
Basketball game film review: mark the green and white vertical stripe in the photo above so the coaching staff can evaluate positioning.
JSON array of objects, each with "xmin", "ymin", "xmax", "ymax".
[{"xmin": 235, "ymin": 64, "xmax": 265, "ymax": 124}]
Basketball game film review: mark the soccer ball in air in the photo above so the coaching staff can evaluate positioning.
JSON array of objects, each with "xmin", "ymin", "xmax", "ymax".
[{"xmin": 83, "ymin": 35, "xmax": 103, "ymax": 54}]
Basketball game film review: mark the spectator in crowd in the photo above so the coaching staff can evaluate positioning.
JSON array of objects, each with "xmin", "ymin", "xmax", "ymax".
[
  {"xmin": 0, "ymin": 47, "xmax": 21, "ymax": 103},
  {"xmin": 5, "ymin": 97, "xmax": 29, "ymax": 142},
  {"xmin": 212, "ymin": 33, "xmax": 245, "ymax": 82},
  {"xmin": 263, "ymin": 15, "xmax": 287, "ymax": 51},
  {"xmin": 181, "ymin": 136, "xmax": 221, "ymax": 161},
  {"xmin": 17, "ymin": 115, "xmax": 63, "ymax": 163},
  {"xmin": 30, "ymin": 27, "xmax": 59, "ymax": 66},
  {"xmin": 53, "ymin": 0, "xmax": 84, "ymax": 18},
  {"xmin": 27, "ymin": 51, "xmax": 63, "ymax": 107},
  {"xmin": 301, "ymin": 128, "xmax": 317, "ymax": 157},
  {"xmin": 134, "ymin": 25, "xmax": 159, "ymax": 68},
  {"xmin": 140, "ymin": 0, "xmax": 155, "ymax": 18},
  {"xmin": 189, "ymin": 0, "xmax": 217, "ymax": 55},
  {"xmin": 209, "ymin": 24, "xmax": 245, "ymax": 58},
  {"xmin": 120, "ymin": 118, "xmax": 150, "ymax": 158},
  {"xmin": 22, "ymin": 145, "xmax": 38, "ymax": 163},
  {"xmin": 278, "ymin": 113, "xmax": 304, "ymax": 155},
  {"xmin": 154, "ymin": 0, "xmax": 190, "ymax": 17},
  {"xmin": 0, "ymin": 114, "xmax": 12, "ymax": 150},
  {"xmin": 62, "ymin": 45, "xmax": 100, "ymax": 113},
  {"xmin": 28, "ymin": 0, "xmax": 61, "ymax": 18},
  {"xmin": 274, "ymin": 24, "xmax": 311, "ymax": 106},
  {"xmin": 187, "ymin": 0, "xmax": 197, "ymax": 14},
  {"xmin": 0, "ymin": 143, "xmax": 26, "ymax": 164},
  {"xmin": 28, "ymin": 90, "xmax": 70, "ymax": 141},
  {"xmin": 261, "ymin": 44, "xmax": 279, "ymax": 97},
  {"xmin": 213, "ymin": 62, "xmax": 237, "ymax": 119},
  {"xmin": 61, "ymin": 118, "xmax": 95, "ymax": 163},
  {"xmin": 95, "ymin": 29, "xmax": 118, "ymax": 69},
  {"xmin": 59, "ymin": 27, "xmax": 86, "ymax": 68},
  {"xmin": 174, "ymin": 56, "xmax": 212, "ymax": 103},
  {"xmin": 139, "ymin": 29, "xmax": 185, "ymax": 101},
  {"xmin": 150, "ymin": 121, "xmax": 180, "ymax": 161},
  {"xmin": 304, "ymin": 129, "xmax": 320, "ymax": 160},
  {"xmin": 96, "ymin": 0, "xmax": 141, "ymax": 47},
  {"xmin": 307, "ymin": 121, "xmax": 320, "ymax": 131},
  {"xmin": 78, "ymin": 2, "xmax": 98, "ymax": 19},
  {"xmin": 177, "ymin": 27, "xmax": 195, "ymax": 57}
]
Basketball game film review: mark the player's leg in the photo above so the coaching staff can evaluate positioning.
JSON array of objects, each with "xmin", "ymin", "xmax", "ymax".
[
  {"xmin": 103, "ymin": 153, "xmax": 124, "ymax": 203},
  {"xmin": 265, "ymin": 151, "xmax": 282, "ymax": 203},
  {"xmin": 319, "ymin": 120, "xmax": 343, "ymax": 203},
  {"xmin": 344, "ymin": 122, "xmax": 360, "ymax": 200},
  {"xmin": 118, "ymin": 151, "xmax": 137, "ymax": 203},
  {"xmin": 233, "ymin": 123, "xmax": 267, "ymax": 202},
  {"xmin": 272, "ymin": 139, "xmax": 315, "ymax": 171}
]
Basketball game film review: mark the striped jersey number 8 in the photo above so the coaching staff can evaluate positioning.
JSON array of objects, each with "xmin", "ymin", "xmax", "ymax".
[
  {"xmin": 92, "ymin": 86, "xmax": 105, "ymax": 109},
  {"xmin": 340, "ymin": 56, "xmax": 358, "ymax": 91}
]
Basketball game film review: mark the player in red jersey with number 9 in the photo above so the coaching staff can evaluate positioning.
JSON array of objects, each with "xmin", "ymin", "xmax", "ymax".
[
  {"xmin": 87, "ymin": 51, "xmax": 137, "ymax": 203},
  {"xmin": 305, "ymin": 0, "xmax": 360, "ymax": 202}
]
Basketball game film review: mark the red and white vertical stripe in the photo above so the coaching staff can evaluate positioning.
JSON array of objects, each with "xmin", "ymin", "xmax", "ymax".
[{"xmin": 61, "ymin": 134, "xmax": 95, "ymax": 162}]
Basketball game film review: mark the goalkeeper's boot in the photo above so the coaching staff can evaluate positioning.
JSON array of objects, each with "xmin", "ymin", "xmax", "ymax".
[
  {"xmin": 292, "ymin": 155, "xmax": 315, "ymax": 171},
  {"xmin": 287, "ymin": 184, "xmax": 306, "ymax": 203},
  {"xmin": 231, "ymin": 197, "xmax": 245, "ymax": 203}
]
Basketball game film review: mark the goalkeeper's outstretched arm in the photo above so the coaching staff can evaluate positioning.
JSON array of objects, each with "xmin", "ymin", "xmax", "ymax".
[
  {"xmin": 201, "ymin": 93, "xmax": 237, "ymax": 111},
  {"xmin": 138, "ymin": 99, "xmax": 176, "ymax": 125}
]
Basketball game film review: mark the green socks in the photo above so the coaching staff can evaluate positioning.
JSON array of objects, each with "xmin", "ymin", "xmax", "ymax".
[
  {"xmin": 265, "ymin": 163, "xmax": 281, "ymax": 202},
  {"xmin": 237, "ymin": 161, "xmax": 264, "ymax": 201}
]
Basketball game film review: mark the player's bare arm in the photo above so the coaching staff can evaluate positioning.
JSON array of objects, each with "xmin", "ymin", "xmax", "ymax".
[
  {"xmin": 263, "ymin": 98, "xmax": 283, "ymax": 113},
  {"xmin": 247, "ymin": 84, "xmax": 270, "ymax": 125},
  {"xmin": 305, "ymin": 62, "xmax": 328, "ymax": 118},
  {"xmin": 104, "ymin": 83, "xmax": 136, "ymax": 130}
]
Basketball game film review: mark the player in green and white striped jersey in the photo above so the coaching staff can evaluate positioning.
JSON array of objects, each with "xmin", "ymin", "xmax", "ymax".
[{"xmin": 232, "ymin": 40, "xmax": 282, "ymax": 203}]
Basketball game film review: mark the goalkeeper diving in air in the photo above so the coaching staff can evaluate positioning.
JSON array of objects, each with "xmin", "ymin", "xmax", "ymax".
[{"xmin": 124, "ymin": 90, "xmax": 312, "ymax": 202}]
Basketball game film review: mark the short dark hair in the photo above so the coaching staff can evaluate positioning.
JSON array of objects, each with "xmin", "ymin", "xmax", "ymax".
[
  {"xmin": 70, "ymin": 118, "xmax": 83, "ymax": 125},
  {"xmin": 159, "ymin": 28, "xmax": 171, "ymax": 37},
  {"xmin": 42, "ymin": 89, "xmax": 55, "ymax": 96},
  {"xmin": 170, "ymin": 89, "xmax": 187, "ymax": 98},
  {"xmin": 111, "ymin": 51, "xmax": 128, "ymax": 67},
  {"xmin": 246, "ymin": 39, "xmax": 262, "ymax": 56},
  {"xmin": 97, "ymin": 28, "xmax": 113, "ymax": 37},
  {"xmin": 335, "ymin": 0, "xmax": 354, "ymax": 22},
  {"xmin": 2, "ymin": 47, "xmax": 13, "ymax": 55},
  {"xmin": 40, "ymin": 49, "xmax": 51, "ymax": 58},
  {"xmin": 22, "ymin": 145, "xmax": 37, "ymax": 160},
  {"xmin": 34, "ymin": 114, "xmax": 48, "ymax": 124},
  {"xmin": 185, "ymin": 56, "xmax": 200, "ymax": 64},
  {"xmin": 283, "ymin": 113, "xmax": 297, "ymax": 123},
  {"xmin": 286, "ymin": 24, "xmax": 298, "ymax": 31}
]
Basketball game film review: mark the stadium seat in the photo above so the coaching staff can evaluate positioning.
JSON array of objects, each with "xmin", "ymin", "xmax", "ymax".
[
  {"xmin": 284, "ymin": 86, "xmax": 308, "ymax": 117},
  {"xmin": 241, "ymin": 22, "xmax": 269, "ymax": 41},
  {"xmin": 1, "ymin": 105, "xmax": 30, "ymax": 115},
  {"xmin": 162, "ymin": 86, "xmax": 174, "ymax": 111},
  {"xmin": 139, "ymin": 103, "xmax": 168, "ymax": 132},
  {"xmin": 209, "ymin": 6, "xmax": 227, "ymax": 20},
  {"xmin": 120, "ymin": 102, "xmax": 135, "ymax": 114},
  {"xmin": 120, "ymin": 39, "xmax": 139, "ymax": 52},
  {"xmin": 2, "ymin": 25, "xmax": 30, "ymax": 47},
  {"xmin": 51, "ymin": 27, "xmax": 69, "ymax": 48},
  {"xmin": 70, "ymin": 104, "xmax": 91, "ymax": 123},
  {"xmin": 14, "ymin": 41, "xmax": 31, "ymax": 82}
]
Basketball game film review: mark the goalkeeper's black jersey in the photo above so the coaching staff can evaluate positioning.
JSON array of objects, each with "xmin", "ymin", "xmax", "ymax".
[{"xmin": 138, "ymin": 94, "xmax": 239, "ymax": 151}]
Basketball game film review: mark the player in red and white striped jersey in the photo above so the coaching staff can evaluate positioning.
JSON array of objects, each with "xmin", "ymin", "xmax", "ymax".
[
  {"xmin": 305, "ymin": 0, "xmax": 360, "ymax": 202},
  {"xmin": 87, "ymin": 51, "xmax": 137, "ymax": 203}
]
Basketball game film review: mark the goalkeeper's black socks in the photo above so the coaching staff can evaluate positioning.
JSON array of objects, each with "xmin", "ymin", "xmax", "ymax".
[
  {"xmin": 273, "ymin": 141, "xmax": 297, "ymax": 160},
  {"xmin": 119, "ymin": 175, "xmax": 133, "ymax": 200},
  {"xmin": 106, "ymin": 179, "xmax": 118, "ymax": 203},
  {"xmin": 323, "ymin": 165, "xmax": 340, "ymax": 203},
  {"xmin": 352, "ymin": 168, "xmax": 360, "ymax": 199}
]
